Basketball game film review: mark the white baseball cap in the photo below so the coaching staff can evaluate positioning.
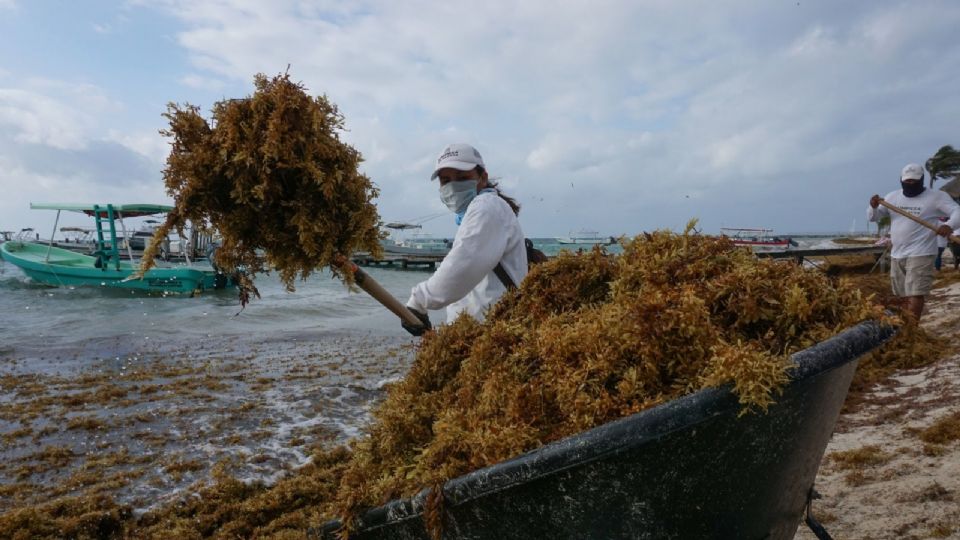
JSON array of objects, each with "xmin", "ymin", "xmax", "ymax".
[
  {"xmin": 901, "ymin": 163, "xmax": 925, "ymax": 181},
  {"xmin": 431, "ymin": 143, "xmax": 485, "ymax": 180}
]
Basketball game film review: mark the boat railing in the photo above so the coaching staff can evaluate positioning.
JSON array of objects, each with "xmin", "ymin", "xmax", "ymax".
[{"xmin": 13, "ymin": 228, "xmax": 37, "ymax": 242}]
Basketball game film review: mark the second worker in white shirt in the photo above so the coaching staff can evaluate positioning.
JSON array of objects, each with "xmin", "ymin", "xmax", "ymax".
[{"xmin": 868, "ymin": 163, "xmax": 960, "ymax": 321}]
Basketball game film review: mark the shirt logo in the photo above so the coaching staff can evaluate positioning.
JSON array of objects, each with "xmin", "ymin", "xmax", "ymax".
[{"xmin": 899, "ymin": 205, "xmax": 921, "ymax": 216}]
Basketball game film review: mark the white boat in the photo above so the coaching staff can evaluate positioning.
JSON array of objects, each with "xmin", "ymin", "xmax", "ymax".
[
  {"xmin": 720, "ymin": 228, "xmax": 797, "ymax": 251},
  {"xmin": 556, "ymin": 230, "xmax": 616, "ymax": 245},
  {"xmin": 126, "ymin": 219, "xmax": 162, "ymax": 251},
  {"xmin": 382, "ymin": 234, "xmax": 451, "ymax": 256}
]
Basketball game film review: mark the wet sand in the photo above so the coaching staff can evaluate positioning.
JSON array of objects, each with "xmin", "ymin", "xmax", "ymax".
[{"xmin": 0, "ymin": 330, "xmax": 414, "ymax": 515}]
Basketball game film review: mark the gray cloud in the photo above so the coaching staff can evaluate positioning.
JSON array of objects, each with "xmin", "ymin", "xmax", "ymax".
[
  {"xmin": 1, "ymin": 138, "xmax": 159, "ymax": 187},
  {"xmin": 8, "ymin": 0, "xmax": 960, "ymax": 238}
]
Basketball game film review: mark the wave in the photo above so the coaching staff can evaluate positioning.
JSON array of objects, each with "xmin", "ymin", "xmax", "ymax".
[{"xmin": 0, "ymin": 274, "xmax": 51, "ymax": 291}]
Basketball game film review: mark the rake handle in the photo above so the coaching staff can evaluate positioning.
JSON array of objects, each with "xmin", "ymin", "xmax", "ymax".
[
  {"xmin": 334, "ymin": 256, "xmax": 425, "ymax": 328},
  {"xmin": 877, "ymin": 199, "xmax": 960, "ymax": 245}
]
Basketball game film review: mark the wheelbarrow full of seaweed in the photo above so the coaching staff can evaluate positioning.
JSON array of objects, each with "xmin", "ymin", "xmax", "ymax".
[{"xmin": 314, "ymin": 321, "xmax": 894, "ymax": 540}]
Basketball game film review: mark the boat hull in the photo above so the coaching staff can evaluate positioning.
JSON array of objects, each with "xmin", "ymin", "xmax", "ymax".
[
  {"xmin": 556, "ymin": 238, "xmax": 614, "ymax": 245},
  {"xmin": 556, "ymin": 230, "xmax": 616, "ymax": 245},
  {"xmin": 381, "ymin": 239, "xmax": 450, "ymax": 257},
  {"xmin": 1, "ymin": 242, "xmax": 207, "ymax": 295},
  {"xmin": 732, "ymin": 240, "xmax": 792, "ymax": 247},
  {"xmin": 314, "ymin": 321, "xmax": 895, "ymax": 540}
]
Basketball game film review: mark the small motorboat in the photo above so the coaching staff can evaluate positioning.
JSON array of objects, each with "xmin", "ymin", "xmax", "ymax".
[
  {"xmin": 556, "ymin": 229, "xmax": 617, "ymax": 245},
  {"xmin": 721, "ymin": 228, "xmax": 798, "ymax": 251},
  {"xmin": 0, "ymin": 203, "xmax": 234, "ymax": 295},
  {"xmin": 313, "ymin": 321, "xmax": 894, "ymax": 540},
  {"xmin": 381, "ymin": 235, "xmax": 451, "ymax": 257}
]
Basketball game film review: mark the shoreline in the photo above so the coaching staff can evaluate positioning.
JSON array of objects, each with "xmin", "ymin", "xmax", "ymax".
[
  {"xmin": 0, "ymin": 332, "xmax": 415, "ymax": 515},
  {"xmin": 795, "ymin": 279, "xmax": 960, "ymax": 539}
]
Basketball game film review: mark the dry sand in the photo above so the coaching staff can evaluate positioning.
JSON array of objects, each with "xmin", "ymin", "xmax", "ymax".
[{"xmin": 795, "ymin": 281, "xmax": 960, "ymax": 540}]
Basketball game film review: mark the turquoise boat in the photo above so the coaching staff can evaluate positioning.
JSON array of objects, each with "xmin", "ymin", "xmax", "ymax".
[{"xmin": 0, "ymin": 203, "xmax": 229, "ymax": 295}]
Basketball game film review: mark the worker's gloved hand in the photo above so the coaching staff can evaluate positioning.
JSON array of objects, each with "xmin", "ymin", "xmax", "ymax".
[{"xmin": 401, "ymin": 308, "xmax": 431, "ymax": 337}]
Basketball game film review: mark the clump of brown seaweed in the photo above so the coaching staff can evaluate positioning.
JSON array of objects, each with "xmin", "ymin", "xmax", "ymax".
[
  {"xmin": 138, "ymin": 71, "xmax": 382, "ymax": 302},
  {"xmin": 4, "ymin": 225, "xmax": 889, "ymax": 538},
  {"xmin": 325, "ymin": 224, "xmax": 884, "ymax": 534}
]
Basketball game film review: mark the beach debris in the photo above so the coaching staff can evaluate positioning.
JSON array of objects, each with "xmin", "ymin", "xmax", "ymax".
[{"xmin": 137, "ymin": 71, "xmax": 383, "ymax": 304}]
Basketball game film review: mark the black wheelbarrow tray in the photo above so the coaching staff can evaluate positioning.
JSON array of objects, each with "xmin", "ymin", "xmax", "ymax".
[{"xmin": 315, "ymin": 321, "xmax": 895, "ymax": 540}]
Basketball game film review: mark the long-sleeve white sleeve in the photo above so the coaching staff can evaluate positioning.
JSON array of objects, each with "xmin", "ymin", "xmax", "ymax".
[
  {"xmin": 937, "ymin": 194, "xmax": 960, "ymax": 230},
  {"xmin": 406, "ymin": 192, "xmax": 525, "ymax": 318}
]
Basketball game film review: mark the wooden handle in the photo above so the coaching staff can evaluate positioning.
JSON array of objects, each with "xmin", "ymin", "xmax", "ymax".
[
  {"xmin": 878, "ymin": 199, "xmax": 960, "ymax": 244},
  {"xmin": 334, "ymin": 256, "xmax": 425, "ymax": 327}
]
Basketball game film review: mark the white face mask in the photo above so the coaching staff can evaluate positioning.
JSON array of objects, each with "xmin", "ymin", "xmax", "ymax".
[{"xmin": 439, "ymin": 179, "xmax": 478, "ymax": 214}]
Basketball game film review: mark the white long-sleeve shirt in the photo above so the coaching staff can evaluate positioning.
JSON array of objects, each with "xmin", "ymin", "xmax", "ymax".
[
  {"xmin": 867, "ymin": 189, "xmax": 960, "ymax": 258},
  {"xmin": 407, "ymin": 191, "xmax": 527, "ymax": 321}
]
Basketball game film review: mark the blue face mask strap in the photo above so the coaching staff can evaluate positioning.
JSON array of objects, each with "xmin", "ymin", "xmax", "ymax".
[{"xmin": 454, "ymin": 188, "xmax": 497, "ymax": 225}]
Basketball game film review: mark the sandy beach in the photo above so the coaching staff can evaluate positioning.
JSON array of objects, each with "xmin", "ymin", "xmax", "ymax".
[{"xmin": 795, "ymin": 279, "xmax": 960, "ymax": 540}]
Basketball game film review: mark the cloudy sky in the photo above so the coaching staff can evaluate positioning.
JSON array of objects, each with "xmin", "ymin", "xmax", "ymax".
[{"xmin": 1, "ymin": 0, "xmax": 958, "ymax": 238}]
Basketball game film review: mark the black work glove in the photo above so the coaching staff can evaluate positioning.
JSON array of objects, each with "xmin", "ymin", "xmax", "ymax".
[{"xmin": 401, "ymin": 308, "xmax": 431, "ymax": 337}]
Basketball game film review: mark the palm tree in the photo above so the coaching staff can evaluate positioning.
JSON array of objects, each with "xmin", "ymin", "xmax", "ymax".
[{"xmin": 925, "ymin": 145, "xmax": 960, "ymax": 190}]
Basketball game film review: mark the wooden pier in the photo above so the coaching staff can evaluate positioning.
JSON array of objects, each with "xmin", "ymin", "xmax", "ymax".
[{"xmin": 756, "ymin": 245, "xmax": 888, "ymax": 268}]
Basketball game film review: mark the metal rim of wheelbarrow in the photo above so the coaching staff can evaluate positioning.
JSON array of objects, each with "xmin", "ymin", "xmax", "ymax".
[{"xmin": 317, "ymin": 319, "xmax": 897, "ymax": 537}]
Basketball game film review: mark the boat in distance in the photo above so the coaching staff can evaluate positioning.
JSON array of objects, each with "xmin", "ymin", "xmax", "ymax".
[
  {"xmin": 556, "ymin": 229, "xmax": 617, "ymax": 245},
  {"xmin": 720, "ymin": 227, "xmax": 798, "ymax": 250},
  {"xmin": 381, "ymin": 236, "xmax": 451, "ymax": 257}
]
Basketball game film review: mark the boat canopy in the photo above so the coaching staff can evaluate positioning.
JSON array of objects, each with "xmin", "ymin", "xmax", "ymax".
[
  {"xmin": 384, "ymin": 222, "xmax": 423, "ymax": 230},
  {"xmin": 30, "ymin": 203, "xmax": 173, "ymax": 219},
  {"xmin": 720, "ymin": 228, "xmax": 774, "ymax": 233}
]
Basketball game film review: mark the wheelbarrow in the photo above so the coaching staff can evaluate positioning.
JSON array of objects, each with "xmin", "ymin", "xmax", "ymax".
[{"xmin": 314, "ymin": 321, "xmax": 895, "ymax": 539}]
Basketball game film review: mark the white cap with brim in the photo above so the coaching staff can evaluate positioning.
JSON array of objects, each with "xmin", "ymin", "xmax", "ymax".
[
  {"xmin": 901, "ymin": 163, "xmax": 925, "ymax": 181},
  {"xmin": 431, "ymin": 143, "xmax": 485, "ymax": 180}
]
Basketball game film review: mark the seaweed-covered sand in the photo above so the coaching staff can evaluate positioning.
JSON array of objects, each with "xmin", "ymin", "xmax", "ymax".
[
  {"xmin": 795, "ymin": 276, "xmax": 960, "ymax": 540},
  {"xmin": 0, "ymin": 332, "xmax": 414, "ymax": 520}
]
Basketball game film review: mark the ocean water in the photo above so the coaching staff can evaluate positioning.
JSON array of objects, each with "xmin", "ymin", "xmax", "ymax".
[{"xmin": 0, "ymin": 259, "xmax": 433, "ymax": 350}]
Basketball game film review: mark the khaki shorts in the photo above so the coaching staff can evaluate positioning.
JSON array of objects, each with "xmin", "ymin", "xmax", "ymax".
[{"xmin": 890, "ymin": 255, "xmax": 936, "ymax": 297}]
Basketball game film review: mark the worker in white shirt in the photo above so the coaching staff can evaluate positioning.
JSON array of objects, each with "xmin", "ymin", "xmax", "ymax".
[
  {"xmin": 868, "ymin": 163, "xmax": 960, "ymax": 321},
  {"xmin": 935, "ymin": 218, "xmax": 949, "ymax": 271},
  {"xmin": 402, "ymin": 143, "xmax": 527, "ymax": 335},
  {"xmin": 950, "ymin": 228, "xmax": 960, "ymax": 271}
]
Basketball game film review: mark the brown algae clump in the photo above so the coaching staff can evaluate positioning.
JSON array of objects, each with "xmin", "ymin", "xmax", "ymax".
[{"xmin": 139, "ymin": 71, "xmax": 383, "ymax": 300}]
